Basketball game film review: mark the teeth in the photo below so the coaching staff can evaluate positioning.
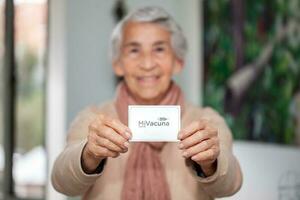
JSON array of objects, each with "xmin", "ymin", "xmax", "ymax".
[
  {"xmin": 143, "ymin": 76, "xmax": 155, "ymax": 80},
  {"xmin": 139, "ymin": 76, "xmax": 157, "ymax": 81}
]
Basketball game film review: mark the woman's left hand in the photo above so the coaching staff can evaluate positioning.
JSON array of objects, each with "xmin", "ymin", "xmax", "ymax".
[{"xmin": 178, "ymin": 119, "xmax": 220, "ymax": 176}]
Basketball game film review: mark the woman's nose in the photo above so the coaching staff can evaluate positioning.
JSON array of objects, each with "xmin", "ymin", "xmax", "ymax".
[{"xmin": 139, "ymin": 54, "xmax": 156, "ymax": 71}]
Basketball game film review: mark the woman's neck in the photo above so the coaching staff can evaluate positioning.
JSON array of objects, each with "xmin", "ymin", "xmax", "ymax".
[
  {"xmin": 131, "ymin": 92, "xmax": 167, "ymax": 105},
  {"xmin": 128, "ymin": 83, "xmax": 173, "ymax": 105}
]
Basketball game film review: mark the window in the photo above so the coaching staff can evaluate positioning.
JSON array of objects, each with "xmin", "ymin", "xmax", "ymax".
[{"xmin": 1, "ymin": 0, "xmax": 48, "ymax": 199}]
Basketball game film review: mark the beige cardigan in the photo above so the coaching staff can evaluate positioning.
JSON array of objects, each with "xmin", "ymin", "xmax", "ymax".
[{"xmin": 51, "ymin": 101, "xmax": 242, "ymax": 200}]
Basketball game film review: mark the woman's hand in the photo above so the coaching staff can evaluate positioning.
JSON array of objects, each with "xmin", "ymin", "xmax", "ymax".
[
  {"xmin": 81, "ymin": 115, "xmax": 132, "ymax": 174},
  {"xmin": 178, "ymin": 119, "xmax": 220, "ymax": 176}
]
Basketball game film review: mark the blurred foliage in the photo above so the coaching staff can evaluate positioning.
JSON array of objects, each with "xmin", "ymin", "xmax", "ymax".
[
  {"xmin": 16, "ymin": 89, "xmax": 44, "ymax": 153},
  {"xmin": 15, "ymin": 47, "xmax": 45, "ymax": 153},
  {"xmin": 203, "ymin": 0, "xmax": 300, "ymax": 144},
  {"xmin": 0, "ymin": 45, "xmax": 45, "ymax": 153}
]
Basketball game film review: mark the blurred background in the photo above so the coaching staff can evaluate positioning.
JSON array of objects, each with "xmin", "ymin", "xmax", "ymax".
[
  {"xmin": 0, "ymin": 0, "xmax": 299, "ymax": 200},
  {"xmin": 204, "ymin": 0, "xmax": 300, "ymax": 145}
]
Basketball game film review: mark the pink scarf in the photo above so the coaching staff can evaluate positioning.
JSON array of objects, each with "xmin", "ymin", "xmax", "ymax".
[{"xmin": 115, "ymin": 81, "xmax": 184, "ymax": 200}]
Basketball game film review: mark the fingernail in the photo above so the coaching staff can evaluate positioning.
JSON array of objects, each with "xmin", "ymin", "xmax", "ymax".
[
  {"xmin": 126, "ymin": 128, "xmax": 131, "ymax": 132},
  {"xmin": 182, "ymin": 151, "xmax": 188, "ymax": 157},
  {"xmin": 178, "ymin": 143, "xmax": 184, "ymax": 149},
  {"xmin": 178, "ymin": 133, "xmax": 183, "ymax": 140},
  {"xmin": 124, "ymin": 142, "xmax": 129, "ymax": 148},
  {"xmin": 125, "ymin": 131, "xmax": 131, "ymax": 139}
]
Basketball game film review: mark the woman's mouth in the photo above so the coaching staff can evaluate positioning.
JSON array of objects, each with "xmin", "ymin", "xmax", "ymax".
[{"xmin": 137, "ymin": 75, "xmax": 160, "ymax": 86}]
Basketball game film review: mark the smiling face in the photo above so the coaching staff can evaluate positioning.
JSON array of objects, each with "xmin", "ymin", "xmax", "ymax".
[{"xmin": 113, "ymin": 21, "xmax": 183, "ymax": 104}]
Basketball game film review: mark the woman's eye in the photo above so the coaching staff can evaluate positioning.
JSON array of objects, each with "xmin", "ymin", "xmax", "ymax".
[
  {"xmin": 155, "ymin": 47, "xmax": 165, "ymax": 52},
  {"xmin": 130, "ymin": 48, "xmax": 139, "ymax": 53}
]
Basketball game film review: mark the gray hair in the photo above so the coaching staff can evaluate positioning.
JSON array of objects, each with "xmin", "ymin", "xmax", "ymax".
[{"xmin": 109, "ymin": 6, "xmax": 188, "ymax": 63}]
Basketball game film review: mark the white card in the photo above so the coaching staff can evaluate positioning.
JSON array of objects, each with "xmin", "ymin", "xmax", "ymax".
[{"xmin": 128, "ymin": 105, "xmax": 180, "ymax": 142}]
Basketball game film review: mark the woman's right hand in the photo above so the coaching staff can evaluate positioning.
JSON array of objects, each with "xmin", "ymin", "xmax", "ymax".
[{"xmin": 81, "ymin": 114, "xmax": 132, "ymax": 174}]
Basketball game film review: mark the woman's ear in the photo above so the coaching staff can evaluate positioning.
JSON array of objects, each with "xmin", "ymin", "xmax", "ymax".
[
  {"xmin": 113, "ymin": 60, "xmax": 125, "ymax": 77},
  {"xmin": 172, "ymin": 58, "xmax": 184, "ymax": 75}
]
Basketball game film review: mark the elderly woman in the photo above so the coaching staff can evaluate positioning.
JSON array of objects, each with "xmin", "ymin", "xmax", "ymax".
[{"xmin": 52, "ymin": 6, "xmax": 242, "ymax": 200}]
